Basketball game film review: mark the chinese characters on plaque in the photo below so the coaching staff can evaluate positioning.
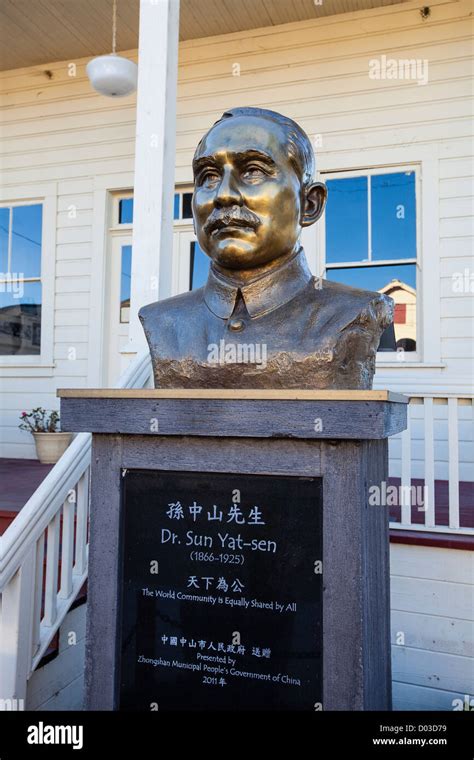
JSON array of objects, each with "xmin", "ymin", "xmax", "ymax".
[{"xmin": 119, "ymin": 470, "xmax": 322, "ymax": 710}]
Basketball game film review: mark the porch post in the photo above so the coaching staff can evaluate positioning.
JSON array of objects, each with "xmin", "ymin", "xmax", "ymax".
[{"xmin": 127, "ymin": 0, "xmax": 180, "ymax": 356}]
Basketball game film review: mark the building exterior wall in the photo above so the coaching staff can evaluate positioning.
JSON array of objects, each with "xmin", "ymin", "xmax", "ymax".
[
  {"xmin": 1, "ymin": 60, "xmax": 136, "ymax": 456},
  {"xmin": 391, "ymin": 543, "xmax": 474, "ymax": 710}
]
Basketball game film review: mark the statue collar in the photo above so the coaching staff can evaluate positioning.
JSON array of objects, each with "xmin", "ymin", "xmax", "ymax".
[{"xmin": 203, "ymin": 245, "xmax": 313, "ymax": 319}]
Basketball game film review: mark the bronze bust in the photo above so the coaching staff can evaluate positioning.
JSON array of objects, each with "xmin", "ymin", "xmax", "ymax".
[{"xmin": 140, "ymin": 107, "xmax": 393, "ymax": 389}]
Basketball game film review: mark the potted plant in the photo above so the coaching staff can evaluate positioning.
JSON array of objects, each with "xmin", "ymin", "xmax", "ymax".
[{"xmin": 19, "ymin": 407, "xmax": 72, "ymax": 464}]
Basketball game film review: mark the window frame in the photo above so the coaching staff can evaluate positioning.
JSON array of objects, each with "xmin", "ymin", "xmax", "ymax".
[
  {"xmin": 0, "ymin": 184, "xmax": 56, "ymax": 370},
  {"xmin": 111, "ymin": 191, "xmax": 134, "ymax": 232},
  {"xmin": 107, "ymin": 193, "xmax": 134, "ymax": 347},
  {"xmin": 112, "ymin": 188, "xmax": 195, "ymax": 228},
  {"xmin": 316, "ymin": 147, "xmax": 442, "ymax": 368},
  {"xmin": 118, "ymin": 240, "xmax": 132, "ymax": 324},
  {"xmin": 320, "ymin": 164, "xmax": 420, "ymax": 362},
  {"xmin": 89, "ymin": 178, "xmax": 134, "ymax": 386},
  {"xmin": 111, "ymin": 186, "xmax": 198, "ymax": 297},
  {"xmin": 173, "ymin": 186, "xmax": 194, "ymax": 226}
]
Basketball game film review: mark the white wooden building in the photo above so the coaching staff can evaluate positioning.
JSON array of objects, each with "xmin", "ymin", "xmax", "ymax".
[{"xmin": 0, "ymin": 0, "xmax": 472, "ymax": 711}]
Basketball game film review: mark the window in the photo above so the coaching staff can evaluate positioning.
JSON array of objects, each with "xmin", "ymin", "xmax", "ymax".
[
  {"xmin": 118, "ymin": 192, "xmax": 194, "ymax": 224},
  {"xmin": 113, "ymin": 189, "xmax": 203, "ymax": 301},
  {"xmin": 0, "ymin": 203, "xmax": 43, "ymax": 355},
  {"xmin": 113, "ymin": 196, "xmax": 133, "ymax": 324},
  {"xmin": 118, "ymin": 197, "xmax": 133, "ymax": 224},
  {"xmin": 174, "ymin": 191, "xmax": 193, "ymax": 221},
  {"xmin": 190, "ymin": 241, "xmax": 210, "ymax": 290},
  {"xmin": 323, "ymin": 169, "xmax": 418, "ymax": 353},
  {"xmin": 120, "ymin": 244, "xmax": 132, "ymax": 323}
]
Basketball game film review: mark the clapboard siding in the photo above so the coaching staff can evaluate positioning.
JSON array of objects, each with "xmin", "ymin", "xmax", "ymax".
[
  {"xmin": 440, "ymin": 295, "xmax": 472, "ymax": 316},
  {"xmin": 391, "ymin": 544, "xmax": 474, "ymax": 583},
  {"xmin": 392, "ymin": 576, "xmax": 474, "ymax": 619},
  {"xmin": 390, "ymin": 544, "xmax": 474, "ymax": 709},
  {"xmin": 393, "ymin": 682, "xmax": 471, "ymax": 711},
  {"xmin": 391, "ymin": 611, "xmax": 472, "ymax": 656},
  {"xmin": 0, "ymin": 0, "xmax": 472, "ymax": 463},
  {"xmin": 392, "ymin": 647, "xmax": 473, "ymax": 693}
]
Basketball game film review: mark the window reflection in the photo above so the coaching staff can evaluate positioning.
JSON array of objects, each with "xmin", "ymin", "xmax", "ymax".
[
  {"xmin": 119, "ymin": 198, "xmax": 133, "ymax": 224},
  {"xmin": 120, "ymin": 245, "xmax": 132, "ymax": 323},
  {"xmin": 173, "ymin": 192, "xmax": 193, "ymax": 220},
  {"xmin": 182, "ymin": 193, "xmax": 193, "ymax": 219},
  {"xmin": 0, "ymin": 282, "xmax": 42, "ymax": 355},
  {"xmin": 379, "ymin": 278, "xmax": 417, "ymax": 351},
  {"xmin": 326, "ymin": 264, "xmax": 416, "ymax": 351},
  {"xmin": 371, "ymin": 172, "xmax": 416, "ymax": 261},
  {"xmin": 11, "ymin": 205, "xmax": 42, "ymax": 277},
  {"xmin": 190, "ymin": 241, "xmax": 209, "ymax": 290},
  {"xmin": 325, "ymin": 170, "xmax": 418, "ymax": 352},
  {"xmin": 0, "ymin": 203, "xmax": 43, "ymax": 355},
  {"xmin": 0, "ymin": 207, "xmax": 9, "ymax": 272},
  {"xmin": 326, "ymin": 176, "xmax": 368, "ymax": 263}
]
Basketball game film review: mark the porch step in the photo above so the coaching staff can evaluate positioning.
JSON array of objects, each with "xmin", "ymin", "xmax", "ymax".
[
  {"xmin": 36, "ymin": 583, "xmax": 88, "ymax": 669},
  {"xmin": 0, "ymin": 457, "xmax": 54, "ymax": 513}
]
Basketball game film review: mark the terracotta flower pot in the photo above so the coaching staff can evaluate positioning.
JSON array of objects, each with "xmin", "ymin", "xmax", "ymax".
[{"xmin": 32, "ymin": 432, "xmax": 72, "ymax": 464}]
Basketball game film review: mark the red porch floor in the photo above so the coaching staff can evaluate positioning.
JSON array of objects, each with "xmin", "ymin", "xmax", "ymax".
[{"xmin": 0, "ymin": 457, "xmax": 53, "ymax": 534}]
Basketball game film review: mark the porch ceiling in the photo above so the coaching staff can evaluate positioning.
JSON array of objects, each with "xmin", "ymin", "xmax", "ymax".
[{"xmin": 0, "ymin": 0, "xmax": 410, "ymax": 72}]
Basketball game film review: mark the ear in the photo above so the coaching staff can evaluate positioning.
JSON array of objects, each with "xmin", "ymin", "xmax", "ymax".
[{"xmin": 301, "ymin": 181, "xmax": 327, "ymax": 227}]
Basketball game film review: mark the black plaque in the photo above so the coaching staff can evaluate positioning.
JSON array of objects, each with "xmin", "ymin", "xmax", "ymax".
[{"xmin": 118, "ymin": 469, "xmax": 322, "ymax": 710}]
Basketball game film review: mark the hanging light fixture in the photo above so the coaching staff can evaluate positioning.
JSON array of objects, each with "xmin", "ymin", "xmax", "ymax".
[{"xmin": 86, "ymin": 0, "xmax": 138, "ymax": 97}]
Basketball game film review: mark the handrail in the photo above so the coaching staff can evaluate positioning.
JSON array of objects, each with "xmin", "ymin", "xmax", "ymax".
[
  {"xmin": 0, "ymin": 352, "xmax": 151, "ymax": 703},
  {"xmin": 0, "ymin": 433, "xmax": 91, "ymax": 589},
  {"xmin": 0, "ymin": 352, "xmax": 151, "ymax": 587}
]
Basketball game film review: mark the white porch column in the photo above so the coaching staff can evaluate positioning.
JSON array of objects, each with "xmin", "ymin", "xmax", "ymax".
[{"xmin": 127, "ymin": 0, "xmax": 180, "ymax": 355}]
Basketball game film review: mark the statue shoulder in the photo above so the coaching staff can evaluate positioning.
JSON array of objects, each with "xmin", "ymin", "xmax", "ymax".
[
  {"xmin": 319, "ymin": 279, "xmax": 394, "ymax": 329},
  {"xmin": 139, "ymin": 287, "xmax": 205, "ymax": 327},
  {"xmin": 139, "ymin": 288, "xmax": 206, "ymax": 354}
]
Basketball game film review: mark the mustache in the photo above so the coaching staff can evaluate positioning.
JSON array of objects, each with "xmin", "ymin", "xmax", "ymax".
[{"xmin": 204, "ymin": 205, "xmax": 261, "ymax": 235}]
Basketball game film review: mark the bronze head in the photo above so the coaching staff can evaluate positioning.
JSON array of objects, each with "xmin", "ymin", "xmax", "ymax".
[
  {"xmin": 192, "ymin": 107, "xmax": 327, "ymax": 271},
  {"xmin": 139, "ymin": 107, "xmax": 393, "ymax": 392}
]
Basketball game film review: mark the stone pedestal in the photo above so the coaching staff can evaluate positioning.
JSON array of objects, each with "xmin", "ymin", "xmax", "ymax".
[{"xmin": 59, "ymin": 389, "xmax": 407, "ymax": 711}]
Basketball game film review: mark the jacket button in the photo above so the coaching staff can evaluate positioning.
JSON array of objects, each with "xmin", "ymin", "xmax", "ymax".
[{"xmin": 228, "ymin": 318, "xmax": 245, "ymax": 332}]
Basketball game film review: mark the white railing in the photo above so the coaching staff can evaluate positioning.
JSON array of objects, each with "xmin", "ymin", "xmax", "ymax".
[
  {"xmin": 389, "ymin": 393, "xmax": 474, "ymax": 536},
  {"xmin": 0, "ymin": 353, "xmax": 152, "ymax": 703}
]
